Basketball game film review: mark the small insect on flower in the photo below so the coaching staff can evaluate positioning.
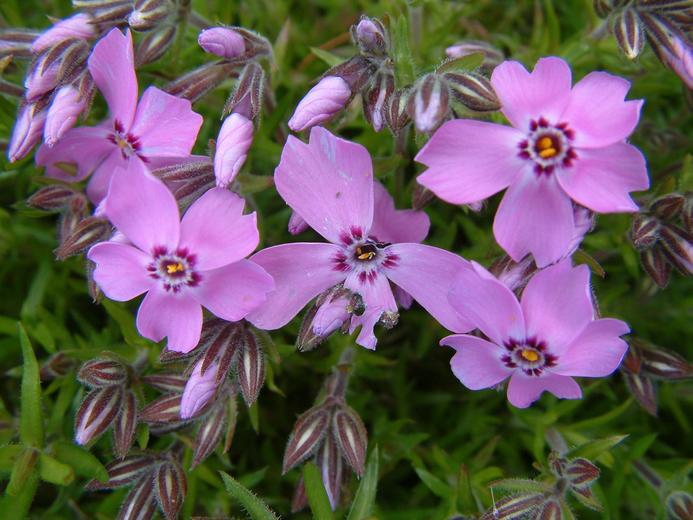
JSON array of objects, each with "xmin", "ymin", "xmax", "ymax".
[
  {"xmin": 442, "ymin": 260, "xmax": 630, "ymax": 408},
  {"xmin": 416, "ymin": 56, "xmax": 649, "ymax": 267},
  {"xmin": 87, "ymin": 160, "xmax": 274, "ymax": 353}
]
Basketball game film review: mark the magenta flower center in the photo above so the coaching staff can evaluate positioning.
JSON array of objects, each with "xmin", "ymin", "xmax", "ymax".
[
  {"xmin": 501, "ymin": 337, "xmax": 557, "ymax": 377},
  {"xmin": 332, "ymin": 227, "xmax": 399, "ymax": 285},
  {"xmin": 517, "ymin": 117, "xmax": 577, "ymax": 176},
  {"xmin": 108, "ymin": 119, "xmax": 143, "ymax": 160},
  {"xmin": 147, "ymin": 246, "xmax": 200, "ymax": 293}
]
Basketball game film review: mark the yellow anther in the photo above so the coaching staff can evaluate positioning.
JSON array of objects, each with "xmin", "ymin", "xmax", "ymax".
[
  {"xmin": 358, "ymin": 252, "xmax": 376, "ymax": 261},
  {"xmin": 537, "ymin": 136, "xmax": 553, "ymax": 150},
  {"xmin": 538, "ymin": 147, "xmax": 557, "ymax": 158},
  {"xmin": 166, "ymin": 262, "xmax": 184, "ymax": 274},
  {"xmin": 521, "ymin": 349, "xmax": 539, "ymax": 362}
]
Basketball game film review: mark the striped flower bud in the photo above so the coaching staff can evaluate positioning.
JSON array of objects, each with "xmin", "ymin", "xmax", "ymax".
[
  {"xmin": 0, "ymin": 29, "xmax": 38, "ymax": 58},
  {"xmin": 640, "ymin": 247, "xmax": 671, "ymax": 288},
  {"xmin": 659, "ymin": 224, "xmax": 693, "ymax": 274},
  {"xmin": 223, "ymin": 61, "xmax": 264, "ymax": 119},
  {"xmin": 612, "ymin": 8, "xmax": 645, "ymax": 59},
  {"xmin": 24, "ymin": 55, "xmax": 59, "ymax": 100},
  {"xmin": 282, "ymin": 405, "xmax": 331, "ymax": 474},
  {"xmin": 75, "ymin": 385, "xmax": 123, "ymax": 445},
  {"xmin": 27, "ymin": 184, "xmax": 77, "ymax": 211},
  {"xmin": 650, "ymin": 193, "xmax": 685, "ymax": 221},
  {"xmin": 445, "ymin": 71, "xmax": 500, "ymax": 112},
  {"xmin": 593, "ymin": 0, "xmax": 612, "ymax": 18},
  {"xmin": 363, "ymin": 70, "xmax": 394, "ymax": 132},
  {"xmin": 44, "ymin": 84, "xmax": 86, "ymax": 146},
  {"xmin": 128, "ymin": 0, "xmax": 172, "ymax": 32},
  {"xmin": 408, "ymin": 73, "xmax": 449, "ymax": 133},
  {"xmin": 135, "ymin": 24, "xmax": 177, "ymax": 66},
  {"xmin": 667, "ymin": 491, "xmax": 693, "ymax": 520},
  {"xmin": 31, "ymin": 13, "xmax": 95, "ymax": 53},
  {"xmin": 351, "ymin": 16, "xmax": 387, "ymax": 56},
  {"xmin": 237, "ymin": 327, "xmax": 265, "ymax": 407},
  {"xmin": 630, "ymin": 214, "xmax": 660, "ymax": 250},
  {"xmin": 214, "ymin": 112, "xmax": 254, "ymax": 188},
  {"xmin": 78, "ymin": 358, "xmax": 128, "ymax": 387},
  {"xmin": 198, "ymin": 27, "xmax": 245, "ymax": 59},
  {"xmin": 8, "ymin": 101, "xmax": 47, "ymax": 162},
  {"xmin": 288, "ymin": 75, "xmax": 351, "ymax": 132},
  {"xmin": 180, "ymin": 360, "xmax": 220, "ymax": 419}
]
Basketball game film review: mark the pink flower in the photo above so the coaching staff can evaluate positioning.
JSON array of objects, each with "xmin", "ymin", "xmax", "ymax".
[
  {"xmin": 87, "ymin": 160, "xmax": 274, "ymax": 353},
  {"xmin": 198, "ymin": 27, "xmax": 246, "ymax": 59},
  {"xmin": 288, "ymin": 76, "xmax": 351, "ymax": 132},
  {"xmin": 31, "ymin": 13, "xmax": 95, "ymax": 53},
  {"xmin": 36, "ymin": 28, "xmax": 203, "ymax": 203},
  {"xmin": 443, "ymin": 260, "xmax": 629, "ymax": 408},
  {"xmin": 416, "ymin": 57, "xmax": 649, "ymax": 267},
  {"xmin": 181, "ymin": 360, "xmax": 220, "ymax": 419},
  {"xmin": 44, "ymin": 85, "xmax": 86, "ymax": 146},
  {"xmin": 214, "ymin": 113, "xmax": 254, "ymax": 188},
  {"xmin": 247, "ymin": 127, "xmax": 474, "ymax": 349}
]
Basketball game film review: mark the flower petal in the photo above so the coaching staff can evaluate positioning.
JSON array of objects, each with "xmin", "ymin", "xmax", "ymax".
[
  {"xmin": 521, "ymin": 261, "xmax": 594, "ymax": 354},
  {"xmin": 348, "ymin": 309, "xmax": 382, "ymax": 350},
  {"xmin": 103, "ymin": 159, "xmax": 180, "ymax": 254},
  {"xmin": 507, "ymin": 372, "xmax": 582, "ymax": 408},
  {"xmin": 136, "ymin": 289, "xmax": 203, "ymax": 352},
  {"xmin": 85, "ymin": 150, "xmax": 127, "ymax": 204},
  {"xmin": 415, "ymin": 120, "xmax": 524, "ymax": 205},
  {"xmin": 369, "ymin": 181, "xmax": 430, "ymax": 243},
  {"xmin": 556, "ymin": 143, "xmax": 648, "ymax": 213},
  {"xmin": 384, "ymin": 243, "xmax": 475, "ymax": 333},
  {"xmin": 344, "ymin": 268, "xmax": 397, "ymax": 315},
  {"xmin": 130, "ymin": 87, "xmax": 203, "ymax": 158},
  {"xmin": 552, "ymin": 318, "xmax": 630, "ymax": 377},
  {"xmin": 193, "ymin": 260, "xmax": 274, "ymax": 322},
  {"xmin": 561, "ymin": 71, "xmax": 642, "ymax": 148},
  {"xmin": 87, "ymin": 242, "xmax": 152, "ymax": 301},
  {"xmin": 491, "ymin": 57, "xmax": 572, "ymax": 130},
  {"xmin": 448, "ymin": 261, "xmax": 525, "ymax": 345},
  {"xmin": 275, "ymin": 127, "xmax": 374, "ymax": 244},
  {"xmin": 179, "ymin": 187, "xmax": 259, "ymax": 271},
  {"xmin": 441, "ymin": 334, "xmax": 512, "ymax": 390},
  {"xmin": 493, "ymin": 171, "xmax": 575, "ymax": 267},
  {"xmin": 246, "ymin": 242, "xmax": 346, "ymax": 329},
  {"xmin": 88, "ymin": 28, "xmax": 138, "ymax": 129}
]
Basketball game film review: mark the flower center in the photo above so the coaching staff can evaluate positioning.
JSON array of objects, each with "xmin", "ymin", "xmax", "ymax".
[
  {"xmin": 354, "ymin": 243, "xmax": 378, "ymax": 261},
  {"xmin": 147, "ymin": 247, "xmax": 200, "ymax": 293},
  {"xmin": 517, "ymin": 117, "xmax": 577, "ymax": 176},
  {"xmin": 331, "ymin": 227, "xmax": 400, "ymax": 286},
  {"xmin": 108, "ymin": 119, "xmax": 143, "ymax": 160},
  {"xmin": 520, "ymin": 348, "xmax": 539, "ymax": 362},
  {"xmin": 502, "ymin": 338, "xmax": 557, "ymax": 377}
]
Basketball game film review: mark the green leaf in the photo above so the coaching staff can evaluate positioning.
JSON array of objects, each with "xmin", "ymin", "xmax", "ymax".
[
  {"xmin": 415, "ymin": 466, "xmax": 452, "ymax": 498},
  {"xmin": 18, "ymin": 323, "xmax": 43, "ymax": 448},
  {"xmin": 0, "ymin": 445, "xmax": 23, "ymax": 473},
  {"xmin": 566, "ymin": 435, "xmax": 629, "ymax": 461},
  {"xmin": 309, "ymin": 47, "xmax": 343, "ymax": 67},
  {"xmin": 347, "ymin": 445, "xmax": 379, "ymax": 520},
  {"xmin": 101, "ymin": 299, "xmax": 146, "ymax": 346},
  {"xmin": 573, "ymin": 249, "xmax": 606, "ymax": 278},
  {"xmin": 6, "ymin": 448, "xmax": 38, "ymax": 496},
  {"xmin": 0, "ymin": 471, "xmax": 39, "ymax": 519},
  {"xmin": 39, "ymin": 453, "xmax": 74, "ymax": 486},
  {"xmin": 219, "ymin": 471, "xmax": 279, "ymax": 520},
  {"xmin": 390, "ymin": 15, "xmax": 415, "ymax": 87},
  {"xmin": 436, "ymin": 52, "xmax": 485, "ymax": 74},
  {"xmin": 302, "ymin": 462, "xmax": 335, "ymax": 519},
  {"xmin": 248, "ymin": 401, "xmax": 260, "ymax": 433},
  {"xmin": 52, "ymin": 441, "xmax": 109, "ymax": 482},
  {"xmin": 489, "ymin": 478, "xmax": 550, "ymax": 494}
]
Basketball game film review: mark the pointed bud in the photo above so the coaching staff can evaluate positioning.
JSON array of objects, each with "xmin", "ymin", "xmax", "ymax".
[
  {"xmin": 630, "ymin": 214, "xmax": 660, "ymax": 250},
  {"xmin": 640, "ymin": 247, "xmax": 671, "ymax": 287},
  {"xmin": 565, "ymin": 458, "xmax": 600, "ymax": 491},
  {"xmin": 593, "ymin": 0, "xmax": 612, "ymax": 17},
  {"xmin": 667, "ymin": 491, "xmax": 693, "ymax": 520},
  {"xmin": 164, "ymin": 62, "xmax": 237, "ymax": 103},
  {"xmin": 118, "ymin": 474, "xmax": 158, "ymax": 520},
  {"xmin": 198, "ymin": 27, "xmax": 246, "ymax": 59},
  {"xmin": 173, "ymin": 172, "xmax": 216, "ymax": 210},
  {"xmin": 0, "ymin": 29, "xmax": 38, "ymax": 58},
  {"xmin": 291, "ymin": 477, "xmax": 309, "ymax": 513},
  {"xmin": 682, "ymin": 193, "xmax": 693, "ymax": 232},
  {"xmin": 311, "ymin": 294, "xmax": 351, "ymax": 338},
  {"xmin": 288, "ymin": 75, "xmax": 351, "ymax": 132},
  {"xmin": 351, "ymin": 16, "xmax": 387, "ymax": 56},
  {"xmin": 316, "ymin": 434, "xmax": 343, "ymax": 510},
  {"xmin": 408, "ymin": 73, "xmax": 449, "ymax": 133},
  {"xmin": 214, "ymin": 113, "xmax": 254, "ymax": 188},
  {"xmin": 56, "ymin": 216, "xmax": 112, "ymax": 260},
  {"xmin": 640, "ymin": 346, "xmax": 693, "ymax": 380},
  {"xmin": 83, "ymin": 2, "xmax": 133, "ymax": 26},
  {"xmin": 621, "ymin": 343, "xmax": 642, "ymax": 374},
  {"xmin": 135, "ymin": 24, "xmax": 177, "ymax": 66},
  {"xmin": 27, "ymin": 184, "xmax": 78, "ymax": 210},
  {"xmin": 180, "ymin": 360, "xmax": 220, "ymax": 419},
  {"xmin": 640, "ymin": 13, "xmax": 693, "ymax": 88},
  {"xmin": 480, "ymin": 493, "xmax": 546, "ymax": 519},
  {"xmin": 44, "ymin": 84, "xmax": 86, "ymax": 146},
  {"xmin": 659, "ymin": 224, "xmax": 693, "ymax": 274},
  {"xmin": 238, "ymin": 328, "xmax": 266, "ymax": 407},
  {"xmin": 75, "ymin": 386, "xmax": 123, "ymax": 445},
  {"xmin": 612, "ymin": 8, "xmax": 645, "ymax": 59},
  {"xmin": 651, "ymin": 193, "xmax": 685, "ymax": 220},
  {"xmin": 139, "ymin": 394, "xmax": 184, "ymax": 424},
  {"xmin": 445, "ymin": 71, "xmax": 500, "ymax": 112},
  {"xmin": 25, "ymin": 55, "xmax": 60, "ymax": 101},
  {"xmin": 8, "ymin": 101, "xmax": 47, "ymax": 162},
  {"xmin": 32, "ymin": 14, "xmax": 95, "ymax": 53},
  {"xmin": 332, "ymin": 405, "xmax": 367, "ymax": 476},
  {"xmin": 200, "ymin": 321, "xmax": 241, "ymax": 383},
  {"xmin": 128, "ymin": 0, "xmax": 173, "ymax": 31},
  {"xmin": 282, "ymin": 406, "xmax": 331, "ymax": 474},
  {"xmin": 85, "ymin": 455, "xmax": 155, "ymax": 490},
  {"xmin": 142, "ymin": 373, "xmax": 188, "ymax": 393},
  {"xmin": 114, "ymin": 390, "xmax": 137, "ymax": 459},
  {"xmin": 445, "ymin": 40, "xmax": 504, "ymax": 68},
  {"xmin": 152, "ymin": 158, "xmax": 213, "ymax": 183},
  {"xmin": 363, "ymin": 70, "xmax": 394, "ymax": 132},
  {"xmin": 78, "ymin": 358, "xmax": 128, "ymax": 387},
  {"xmin": 623, "ymin": 371, "xmax": 658, "ymax": 416},
  {"xmin": 40, "ymin": 352, "xmax": 76, "ymax": 379},
  {"xmin": 288, "ymin": 210, "xmax": 309, "ymax": 235},
  {"xmin": 154, "ymin": 460, "xmax": 187, "ymax": 520},
  {"xmin": 223, "ymin": 61, "xmax": 264, "ymax": 119},
  {"xmin": 192, "ymin": 399, "xmax": 227, "ymax": 468}
]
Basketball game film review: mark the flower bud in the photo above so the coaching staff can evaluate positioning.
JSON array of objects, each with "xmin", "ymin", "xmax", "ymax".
[
  {"xmin": 640, "ymin": 345, "xmax": 693, "ymax": 380},
  {"xmin": 316, "ymin": 434, "xmax": 343, "ymax": 510},
  {"xmin": 288, "ymin": 210, "xmax": 309, "ymax": 235},
  {"xmin": 351, "ymin": 16, "xmax": 387, "ymax": 56},
  {"xmin": 623, "ymin": 370, "xmax": 658, "ymax": 416},
  {"xmin": 640, "ymin": 247, "xmax": 671, "ymax": 288},
  {"xmin": 214, "ymin": 113, "xmax": 254, "ymax": 188},
  {"xmin": 25, "ymin": 56, "xmax": 59, "ymax": 100},
  {"xmin": 312, "ymin": 294, "xmax": 350, "ymax": 337},
  {"xmin": 683, "ymin": 193, "xmax": 693, "ymax": 233},
  {"xmin": 27, "ymin": 184, "xmax": 78, "ymax": 210},
  {"xmin": 56, "ymin": 216, "xmax": 112, "ymax": 260},
  {"xmin": 408, "ymin": 73, "xmax": 450, "ymax": 133},
  {"xmin": 198, "ymin": 27, "xmax": 246, "ymax": 59},
  {"xmin": 128, "ymin": 0, "xmax": 172, "ymax": 31},
  {"xmin": 78, "ymin": 358, "xmax": 128, "ymax": 387},
  {"xmin": 223, "ymin": 61, "xmax": 264, "ymax": 119},
  {"xmin": 445, "ymin": 40, "xmax": 504, "ymax": 68},
  {"xmin": 77, "ymin": 0, "xmax": 133, "ymax": 26},
  {"xmin": 192, "ymin": 395, "xmax": 229, "ymax": 468},
  {"xmin": 666, "ymin": 491, "xmax": 693, "ymax": 520},
  {"xmin": 490, "ymin": 255, "xmax": 536, "ymax": 292},
  {"xmin": 282, "ymin": 405, "xmax": 331, "ymax": 474},
  {"xmin": 154, "ymin": 460, "xmax": 187, "ymax": 520},
  {"xmin": 658, "ymin": 224, "xmax": 693, "ymax": 274},
  {"xmin": 363, "ymin": 70, "xmax": 394, "ymax": 132},
  {"xmin": 288, "ymin": 75, "xmax": 351, "ymax": 132},
  {"xmin": 593, "ymin": 0, "xmax": 612, "ymax": 17},
  {"xmin": 31, "ymin": 13, "xmax": 95, "ymax": 53},
  {"xmin": 332, "ymin": 405, "xmax": 367, "ymax": 476},
  {"xmin": 139, "ymin": 394, "xmax": 184, "ymax": 424},
  {"xmin": 445, "ymin": 71, "xmax": 500, "ymax": 112},
  {"xmin": 135, "ymin": 24, "xmax": 177, "ymax": 66},
  {"xmin": 385, "ymin": 88, "xmax": 410, "ymax": 134},
  {"xmin": 8, "ymin": 101, "xmax": 47, "ymax": 163},
  {"xmin": 114, "ymin": 390, "xmax": 137, "ymax": 459},
  {"xmin": 164, "ymin": 62, "xmax": 237, "ymax": 103},
  {"xmin": 44, "ymin": 84, "xmax": 86, "ymax": 146},
  {"xmin": 237, "ymin": 327, "xmax": 266, "ymax": 407},
  {"xmin": 640, "ymin": 12, "xmax": 693, "ymax": 88},
  {"xmin": 180, "ymin": 360, "xmax": 220, "ymax": 419},
  {"xmin": 650, "ymin": 192, "xmax": 685, "ymax": 220},
  {"xmin": 75, "ymin": 385, "xmax": 123, "ymax": 445},
  {"xmin": 612, "ymin": 8, "xmax": 645, "ymax": 60},
  {"xmin": 630, "ymin": 214, "xmax": 660, "ymax": 250}
]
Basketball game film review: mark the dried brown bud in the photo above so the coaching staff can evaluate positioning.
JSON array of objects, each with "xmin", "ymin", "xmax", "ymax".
[
  {"xmin": 332, "ymin": 405, "xmax": 367, "ymax": 476},
  {"xmin": 282, "ymin": 405, "xmax": 331, "ymax": 474},
  {"xmin": 612, "ymin": 8, "xmax": 645, "ymax": 59},
  {"xmin": 56, "ymin": 216, "xmax": 112, "ymax": 260},
  {"xmin": 78, "ymin": 358, "xmax": 128, "ymax": 387},
  {"xmin": 630, "ymin": 214, "xmax": 660, "ymax": 250},
  {"xmin": 445, "ymin": 71, "xmax": 501, "ymax": 112}
]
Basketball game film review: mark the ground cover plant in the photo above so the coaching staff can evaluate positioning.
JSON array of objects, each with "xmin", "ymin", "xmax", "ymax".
[{"xmin": 0, "ymin": 0, "xmax": 692, "ymax": 518}]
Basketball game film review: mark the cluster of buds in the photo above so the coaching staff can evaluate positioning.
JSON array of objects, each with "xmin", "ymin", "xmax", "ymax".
[
  {"xmin": 630, "ymin": 192, "xmax": 692, "ymax": 288},
  {"xmin": 85, "ymin": 451, "xmax": 187, "ymax": 520},
  {"xmin": 74, "ymin": 356, "xmax": 138, "ymax": 459},
  {"xmin": 139, "ymin": 318, "xmax": 266, "ymax": 468},
  {"xmin": 482, "ymin": 452, "xmax": 602, "ymax": 519},
  {"xmin": 621, "ymin": 338, "xmax": 693, "ymax": 416},
  {"xmin": 595, "ymin": 0, "xmax": 693, "ymax": 88},
  {"xmin": 283, "ymin": 350, "xmax": 368, "ymax": 512}
]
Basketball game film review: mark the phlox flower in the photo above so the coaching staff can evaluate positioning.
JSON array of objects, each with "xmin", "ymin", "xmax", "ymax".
[
  {"xmin": 416, "ymin": 57, "xmax": 649, "ymax": 267},
  {"xmin": 88, "ymin": 160, "xmax": 274, "ymax": 353},
  {"xmin": 443, "ymin": 260, "xmax": 629, "ymax": 408},
  {"xmin": 247, "ymin": 126, "xmax": 474, "ymax": 349},
  {"xmin": 36, "ymin": 28, "xmax": 203, "ymax": 203}
]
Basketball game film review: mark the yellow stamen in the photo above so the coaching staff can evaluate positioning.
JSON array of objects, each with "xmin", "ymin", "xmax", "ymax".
[
  {"xmin": 166, "ymin": 262, "xmax": 184, "ymax": 274},
  {"xmin": 356, "ymin": 247, "xmax": 376, "ymax": 261},
  {"xmin": 521, "ymin": 349, "xmax": 539, "ymax": 362},
  {"xmin": 538, "ymin": 147, "xmax": 557, "ymax": 158},
  {"xmin": 536, "ymin": 136, "xmax": 558, "ymax": 158}
]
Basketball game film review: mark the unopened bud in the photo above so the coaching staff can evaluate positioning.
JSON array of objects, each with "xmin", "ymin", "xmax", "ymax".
[
  {"xmin": 288, "ymin": 210, "xmax": 309, "ymax": 235},
  {"xmin": 198, "ymin": 27, "xmax": 246, "ymax": 59},
  {"xmin": 27, "ymin": 184, "xmax": 78, "ymax": 210},
  {"xmin": 593, "ymin": 0, "xmax": 612, "ymax": 18},
  {"xmin": 408, "ymin": 73, "xmax": 450, "ymax": 133},
  {"xmin": 666, "ymin": 491, "xmax": 693, "ymax": 520},
  {"xmin": 135, "ymin": 24, "xmax": 177, "ymax": 66},
  {"xmin": 445, "ymin": 40, "xmax": 504, "ymax": 68},
  {"xmin": 192, "ymin": 395, "xmax": 229, "ymax": 468},
  {"xmin": 288, "ymin": 75, "xmax": 351, "ymax": 132},
  {"xmin": 312, "ymin": 294, "xmax": 350, "ymax": 338},
  {"xmin": 25, "ymin": 56, "xmax": 59, "ymax": 100},
  {"xmin": 445, "ymin": 71, "xmax": 500, "ymax": 112},
  {"xmin": 8, "ymin": 101, "xmax": 47, "ymax": 162},
  {"xmin": 114, "ymin": 390, "xmax": 137, "ymax": 459},
  {"xmin": 282, "ymin": 405, "xmax": 331, "ymax": 474},
  {"xmin": 332, "ymin": 405, "xmax": 367, "ymax": 476},
  {"xmin": 32, "ymin": 13, "xmax": 95, "ymax": 53},
  {"xmin": 0, "ymin": 29, "xmax": 38, "ymax": 58},
  {"xmin": 164, "ymin": 62, "xmax": 236, "ymax": 103},
  {"xmin": 612, "ymin": 8, "xmax": 645, "ymax": 60},
  {"xmin": 683, "ymin": 193, "xmax": 693, "ymax": 232},
  {"xmin": 78, "ymin": 358, "xmax": 128, "ymax": 387},
  {"xmin": 385, "ymin": 88, "xmax": 410, "ymax": 134},
  {"xmin": 363, "ymin": 70, "xmax": 394, "ymax": 132},
  {"xmin": 154, "ymin": 460, "xmax": 187, "ymax": 520},
  {"xmin": 659, "ymin": 224, "xmax": 693, "ymax": 274},
  {"xmin": 56, "ymin": 216, "xmax": 112, "ymax": 260},
  {"xmin": 650, "ymin": 193, "xmax": 685, "ymax": 220},
  {"xmin": 180, "ymin": 360, "xmax": 220, "ymax": 419},
  {"xmin": 630, "ymin": 214, "xmax": 660, "ymax": 250},
  {"xmin": 640, "ymin": 345, "xmax": 693, "ymax": 380},
  {"xmin": 640, "ymin": 247, "xmax": 671, "ymax": 288},
  {"xmin": 223, "ymin": 61, "xmax": 264, "ymax": 119},
  {"xmin": 80, "ymin": 1, "xmax": 133, "ymax": 26},
  {"xmin": 128, "ymin": 0, "xmax": 172, "ymax": 31},
  {"xmin": 40, "ymin": 352, "xmax": 76, "ymax": 379},
  {"xmin": 44, "ymin": 84, "xmax": 86, "ymax": 146},
  {"xmin": 139, "ymin": 394, "xmax": 184, "ymax": 424},
  {"xmin": 237, "ymin": 327, "xmax": 266, "ymax": 407},
  {"xmin": 490, "ymin": 255, "xmax": 537, "ymax": 292},
  {"xmin": 75, "ymin": 385, "xmax": 123, "ymax": 445},
  {"xmin": 480, "ymin": 494, "xmax": 546, "ymax": 520},
  {"xmin": 85, "ymin": 455, "xmax": 155, "ymax": 491},
  {"xmin": 316, "ymin": 435, "xmax": 343, "ymax": 510},
  {"xmin": 351, "ymin": 16, "xmax": 387, "ymax": 56},
  {"xmin": 214, "ymin": 113, "xmax": 254, "ymax": 188}
]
